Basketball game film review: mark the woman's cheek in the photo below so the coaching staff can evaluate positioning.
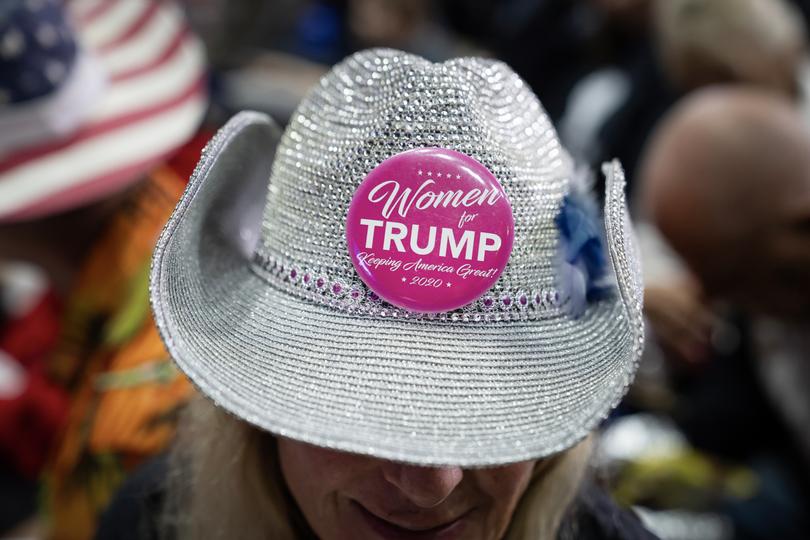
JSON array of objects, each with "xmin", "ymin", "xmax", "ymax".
[
  {"xmin": 278, "ymin": 439, "xmax": 377, "ymax": 531},
  {"xmin": 474, "ymin": 461, "xmax": 537, "ymax": 534}
]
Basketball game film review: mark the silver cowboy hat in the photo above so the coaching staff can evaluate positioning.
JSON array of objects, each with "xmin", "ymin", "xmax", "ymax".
[{"xmin": 150, "ymin": 48, "xmax": 644, "ymax": 466}]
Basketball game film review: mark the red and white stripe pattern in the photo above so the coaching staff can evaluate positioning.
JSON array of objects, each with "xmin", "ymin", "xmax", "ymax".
[{"xmin": 0, "ymin": 0, "xmax": 207, "ymax": 221}]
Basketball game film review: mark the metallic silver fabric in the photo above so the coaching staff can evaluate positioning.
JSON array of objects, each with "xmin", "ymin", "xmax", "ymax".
[{"xmin": 150, "ymin": 49, "xmax": 645, "ymax": 466}]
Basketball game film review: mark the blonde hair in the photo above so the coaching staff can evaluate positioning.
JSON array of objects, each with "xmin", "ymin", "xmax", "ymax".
[{"xmin": 163, "ymin": 396, "xmax": 593, "ymax": 540}]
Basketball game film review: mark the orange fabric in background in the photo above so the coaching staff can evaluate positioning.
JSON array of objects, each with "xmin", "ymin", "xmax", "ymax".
[{"xmin": 43, "ymin": 165, "xmax": 196, "ymax": 540}]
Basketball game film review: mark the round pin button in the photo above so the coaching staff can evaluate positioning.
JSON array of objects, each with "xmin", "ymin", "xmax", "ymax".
[{"xmin": 346, "ymin": 147, "xmax": 515, "ymax": 313}]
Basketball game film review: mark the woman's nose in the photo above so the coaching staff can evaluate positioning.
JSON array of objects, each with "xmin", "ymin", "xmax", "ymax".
[{"xmin": 381, "ymin": 462, "xmax": 464, "ymax": 508}]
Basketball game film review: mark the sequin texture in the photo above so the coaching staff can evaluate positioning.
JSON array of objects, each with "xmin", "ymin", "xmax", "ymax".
[{"xmin": 150, "ymin": 49, "xmax": 645, "ymax": 467}]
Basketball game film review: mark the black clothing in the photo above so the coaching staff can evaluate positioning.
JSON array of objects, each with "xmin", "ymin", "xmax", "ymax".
[
  {"xmin": 0, "ymin": 464, "xmax": 37, "ymax": 536},
  {"xmin": 95, "ymin": 457, "xmax": 167, "ymax": 540},
  {"xmin": 558, "ymin": 479, "xmax": 659, "ymax": 540}
]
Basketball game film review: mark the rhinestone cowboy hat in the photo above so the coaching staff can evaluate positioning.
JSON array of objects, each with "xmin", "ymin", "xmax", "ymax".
[
  {"xmin": 151, "ymin": 48, "xmax": 644, "ymax": 466},
  {"xmin": 0, "ymin": 0, "xmax": 206, "ymax": 221}
]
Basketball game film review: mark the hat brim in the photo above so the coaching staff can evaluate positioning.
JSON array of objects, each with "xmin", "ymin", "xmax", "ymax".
[{"xmin": 151, "ymin": 112, "xmax": 644, "ymax": 467}]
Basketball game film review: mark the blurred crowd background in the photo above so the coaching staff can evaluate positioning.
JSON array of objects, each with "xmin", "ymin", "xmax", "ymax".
[{"xmin": 1, "ymin": 0, "xmax": 810, "ymax": 539}]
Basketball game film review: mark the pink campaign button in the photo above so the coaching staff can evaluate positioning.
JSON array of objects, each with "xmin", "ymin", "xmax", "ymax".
[{"xmin": 346, "ymin": 147, "xmax": 515, "ymax": 313}]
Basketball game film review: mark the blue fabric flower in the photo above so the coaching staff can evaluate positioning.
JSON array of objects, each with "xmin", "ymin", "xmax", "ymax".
[{"xmin": 555, "ymin": 190, "xmax": 612, "ymax": 317}]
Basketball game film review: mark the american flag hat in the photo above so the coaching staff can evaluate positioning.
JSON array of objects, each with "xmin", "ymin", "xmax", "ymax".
[{"xmin": 0, "ymin": 0, "xmax": 207, "ymax": 221}]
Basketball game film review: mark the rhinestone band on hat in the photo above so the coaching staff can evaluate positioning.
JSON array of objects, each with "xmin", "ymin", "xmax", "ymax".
[{"xmin": 251, "ymin": 252, "xmax": 564, "ymax": 322}]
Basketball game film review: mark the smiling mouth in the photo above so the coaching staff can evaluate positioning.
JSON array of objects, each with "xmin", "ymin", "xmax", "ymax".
[{"xmin": 351, "ymin": 501, "xmax": 471, "ymax": 539}]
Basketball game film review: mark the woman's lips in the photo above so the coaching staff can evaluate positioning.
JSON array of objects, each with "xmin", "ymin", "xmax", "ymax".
[{"xmin": 350, "ymin": 500, "xmax": 471, "ymax": 540}]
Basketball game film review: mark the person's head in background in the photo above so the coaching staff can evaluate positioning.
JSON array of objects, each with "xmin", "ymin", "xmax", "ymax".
[
  {"xmin": 641, "ymin": 87, "xmax": 810, "ymax": 320},
  {"xmin": 654, "ymin": 0, "xmax": 807, "ymax": 96}
]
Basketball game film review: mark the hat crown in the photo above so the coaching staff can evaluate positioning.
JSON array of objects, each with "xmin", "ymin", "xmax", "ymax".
[{"xmin": 253, "ymin": 48, "xmax": 574, "ymax": 315}]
